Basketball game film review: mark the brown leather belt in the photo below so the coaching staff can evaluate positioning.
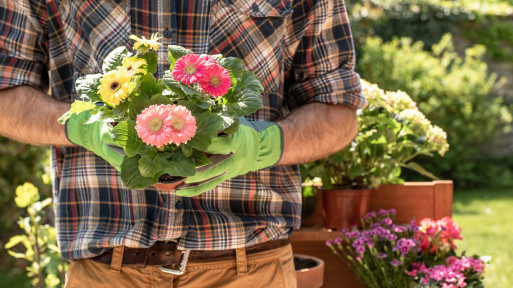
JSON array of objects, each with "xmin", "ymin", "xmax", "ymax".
[{"xmin": 91, "ymin": 239, "xmax": 290, "ymax": 267}]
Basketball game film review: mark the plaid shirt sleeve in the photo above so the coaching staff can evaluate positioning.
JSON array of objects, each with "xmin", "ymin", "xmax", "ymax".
[
  {"xmin": 284, "ymin": 0, "xmax": 367, "ymax": 110},
  {"xmin": 0, "ymin": 0, "xmax": 49, "ymax": 91}
]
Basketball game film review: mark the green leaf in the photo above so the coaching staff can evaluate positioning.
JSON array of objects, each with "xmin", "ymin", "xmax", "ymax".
[
  {"xmin": 220, "ymin": 115, "xmax": 239, "ymax": 134},
  {"xmin": 223, "ymin": 90, "xmax": 262, "ymax": 117},
  {"xmin": 120, "ymin": 155, "xmax": 159, "ymax": 189},
  {"xmin": 404, "ymin": 162, "xmax": 440, "ymax": 180},
  {"xmin": 128, "ymin": 96, "xmax": 151, "ymax": 120},
  {"xmin": 192, "ymin": 150, "xmax": 212, "ymax": 167},
  {"xmin": 188, "ymin": 113, "xmax": 224, "ymax": 151},
  {"xmin": 58, "ymin": 100, "xmax": 96, "ymax": 124},
  {"xmin": 149, "ymin": 94, "xmax": 174, "ymax": 106},
  {"xmin": 102, "ymin": 46, "xmax": 131, "ymax": 73},
  {"xmin": 138, "ymin": 149, "xmax": 170, "ymax": 178},
  {"xmin": 163, "ymin": 150, "xmax": 196, "ymax": 177},
  {"xmin": 238, "ymin": 71, "xmax": 264, "ymax": 94},
  {"xmin": 75, "ymin": 74, "xmax": 103, "ymax": 103},
  {"xmin": 177, "ymin": 100, "xmax": 214, "ymax": 114},
  {"xmin": 112, "ymin": 120, "xmax": 146, "ymax": 157},
  {"xmin": 162, "ymin": 72, "xmax": 187, "ymax": 98},
  {"xmin": 180, "ymin": 143, "xmax": 193, "ymax": 158},
  {"xmin": 167, "ymin": 45, "xmax": 194, "ymax": 69},
  {"xmin": 4, "ymin": 235, "xmax": 28, "ymax": 249},
  {"xmin": 113, "ymin": 101, "xmax": 130, "ymax": 117},
  {"xmin": 140, "ymin": 51, "xmax": 158, "ymax": 74},
  {"xmin": 219, "ymin": 57, "xmax": 244, "ymax": 78},
  {"xmin": 86, "ymin": 107, "xmax": 116, "ymax": 123},
  {"xmin": 140, "ymin": 73, "xmax": 162, "ymax": 98}
]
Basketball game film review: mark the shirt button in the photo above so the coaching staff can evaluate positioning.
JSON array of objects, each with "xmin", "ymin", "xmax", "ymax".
[
  {"xmin": 175, "ymin": 200, "xmax": 184, "ymax": 209},
  {"xmin": 164, "ymin": 29, "xmax": 173, "ymax": 39}
]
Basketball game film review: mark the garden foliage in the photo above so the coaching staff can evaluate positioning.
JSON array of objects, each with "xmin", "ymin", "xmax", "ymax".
[
  {"xmin": 356, "ymin": 34, "xmax": 512, "ymax": 187},
  {"xmin": 4, "ymin": 183, "xmax": 65, "ymax": 288}
]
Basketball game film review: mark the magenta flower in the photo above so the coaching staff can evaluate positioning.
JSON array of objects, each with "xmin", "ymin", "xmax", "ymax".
[
  {"xmin": 135, "ymin": 104, "xmax": 197, "ymax": 147},
  {"xmin": 199, "ymin": 63, "xmax": 231, "ymax": 98},
  {"xmin": 172, "ymin": 54, "xmax": 212, "ymax": 85}
]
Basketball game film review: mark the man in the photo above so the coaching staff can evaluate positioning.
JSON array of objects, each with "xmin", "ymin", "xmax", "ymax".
[{"xmin": 0, "ymin": 1, "xmax": 366, "ymax": 287}]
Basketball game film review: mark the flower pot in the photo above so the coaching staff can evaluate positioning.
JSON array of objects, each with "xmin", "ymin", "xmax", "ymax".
[
  {"xmin": 321, "ymin": 188, "xmax": 371, "ymax": 230},
  {"xmin": 153, "ymin": 174, "xmax": 186, "ymax": 191},
  {"xmin": 294, "ymin": 254, "xmax": 325, "ymax": 288}
]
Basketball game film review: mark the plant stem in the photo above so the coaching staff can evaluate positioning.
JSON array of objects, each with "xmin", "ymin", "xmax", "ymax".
[{"xmin": 32, "ymin": 216, "xmax": 45, "ymax": 288}]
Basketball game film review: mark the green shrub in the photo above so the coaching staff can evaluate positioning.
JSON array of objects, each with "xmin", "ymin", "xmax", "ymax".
[
  {"xmin": 349, "ymin": 0, "xmax": 474, "ymax": 52},
  {"xmin": 462, "ymin": 16, "xmax": 513, "ymax": 62},
  {"xmin": 4, "ymin": 183, "xmax": 66, "ymax": 288},
  {"xmin": 0, "ymin": 137, "xmax": 51, "ymax": 232},
  {"xmin": 357, "ymin": 34, "xmax": 512, "ymax": 187}
]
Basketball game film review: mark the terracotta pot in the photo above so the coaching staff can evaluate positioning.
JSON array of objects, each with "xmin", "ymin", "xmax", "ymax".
[
  {"xmin": 294, "ymin": 254, "xmax": 325, "ymax": 288},
  {"xmin": 153, "ymin": 177, "xmax": 186, "ymax": 191},
  {"xmin": 321, "ymin": 188, "xmax": 371, "ymax": 230}
]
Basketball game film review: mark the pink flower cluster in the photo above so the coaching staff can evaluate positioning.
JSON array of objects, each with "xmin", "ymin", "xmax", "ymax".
[
  {"xmin": 408, "ymin": 256, "xmax": 485, "ymax": 287},
  {"xmin": 416, "ymin": 217, "xmax": 463, "ymax": 254},
  {"xmin": 135, "ymin": 104, "xmax": 197, "ymax": 147},
  {"xmin": 172, "ymin": 54, "xmax": 232, "ymax": 98}
]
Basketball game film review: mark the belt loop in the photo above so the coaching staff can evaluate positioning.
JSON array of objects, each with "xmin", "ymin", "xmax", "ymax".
[
  {"xmin": 235, "ymin": 247, "xmax": 248, "ymax": 275},
  {"xmin": 109, "ymin": 246, "xmax": 125, "ymax": 273}
]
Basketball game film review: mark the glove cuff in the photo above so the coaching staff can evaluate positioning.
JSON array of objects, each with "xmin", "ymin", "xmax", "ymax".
[{"xmin": 250, "ymin": 121, "xmax": 283, "ymax": 170}]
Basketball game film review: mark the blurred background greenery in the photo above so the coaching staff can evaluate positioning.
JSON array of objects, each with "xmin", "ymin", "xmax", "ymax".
[{"xmin": 2, "ymin": 0, "xmax": 513, "ymax": 286}]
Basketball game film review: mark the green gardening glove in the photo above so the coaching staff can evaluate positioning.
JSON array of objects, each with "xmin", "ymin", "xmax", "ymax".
[
  {"xmin": 65, "ymin": 110, "xmax": 124, "ymax": 171},
  {"xmin": 175, "ymin": 117, "xmax": 283, "ymax": 197}
]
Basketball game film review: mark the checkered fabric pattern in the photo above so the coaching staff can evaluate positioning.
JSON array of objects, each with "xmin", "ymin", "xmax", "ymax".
[{"xmin": 0, "ymin": 0, "xmax": 366, "ymax": 260}]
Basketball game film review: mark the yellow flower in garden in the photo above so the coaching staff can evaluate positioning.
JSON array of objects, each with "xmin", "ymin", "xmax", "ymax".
[
  {"xmin": 129, "ymin": 33, "xmax": 162, "ymax": 52},
  {"xmin": 121, "ymin": 57, "xmax": 147, "ymax": 75},
  {"xmin": 98, "ymin": 70, "xmax": 132, "ymax": 106}
]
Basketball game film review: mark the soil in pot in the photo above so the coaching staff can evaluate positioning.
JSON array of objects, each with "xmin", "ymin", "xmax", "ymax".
[
  {"xmin": 294, "ymin": 254, "xmax": 325, "ymax": 288},
  {"xmin": 153, "ymin": 174, "xmax": 186, "ymax": 191}
]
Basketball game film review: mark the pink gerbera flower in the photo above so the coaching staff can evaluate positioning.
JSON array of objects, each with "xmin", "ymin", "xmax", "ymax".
[
  {"xmin": 198, "ymin": 64, "xmax": 231, "ymax": 98},
  {"xmin": 172, "ymin": 54, "xmax": 212, "ymax": 85},
  {"xmin": 135, "ymin": 104, "xmax": 197, "ymax": 147}
]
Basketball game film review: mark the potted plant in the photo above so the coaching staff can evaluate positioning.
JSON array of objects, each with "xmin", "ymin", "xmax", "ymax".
[
  {"xmin": 301, "ymin": 80, "xmax": 450, "ymax": 230},
  {"xmin": 325, "ymin": 209, "xmax": 487, "ymax": 288}
]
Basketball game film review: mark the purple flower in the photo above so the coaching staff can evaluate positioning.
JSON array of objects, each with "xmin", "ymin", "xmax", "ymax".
[
  {"xmin": 394, "ymin": 226, "xmax": 407, "ymax": 233},
  {"xmin": 346, "ymin": 230, "xmax": 360, "ymax": 239},
  {"xmin": 381, "ymin": 218, "xmax": 393, "ymax": 226},
  {"xmin": 391, "ymin": 259, "xmax": 402, "ymax": 267},
  {"xmin": 388, "ymin": 208, "xmax": 397, "ymax": 215},
  {"xmin": 333, "ymin": 237, "xmax": 342, "ymax": 245},
  {"xmin": 370, "ymin": 223, "xmax": 381, "ymax": 229},
  {"xmin": 378, "ymin": 209, "xmax": 389, "ymax": 217},
  {"xmin": 386, "ymin": 234, "xmax": 398, "ymax": 241},
  {"xmin": 325, "ymin": 240, "xmax": 333, "ymax": 246},
  {"xmin": 355, "ymin": 245, "xmax": 366, "ymax": 254},
  {"xmin": 377, "ymin": 252, "xmax": 387, "ymax": 259}
]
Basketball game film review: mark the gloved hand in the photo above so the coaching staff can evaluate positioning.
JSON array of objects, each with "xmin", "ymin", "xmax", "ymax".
[
  {"xmin": 175, "ymin": 117, "xmax": 283, "ymax": 197},
  {"xmin": 65, "ymin": 110, "xmax": 124, "ymax": 171}
]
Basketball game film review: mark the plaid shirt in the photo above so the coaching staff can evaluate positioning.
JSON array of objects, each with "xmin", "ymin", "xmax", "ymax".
[{"xmin": 0, "ymin": 0, "xmax": 366, "ymax": 260}]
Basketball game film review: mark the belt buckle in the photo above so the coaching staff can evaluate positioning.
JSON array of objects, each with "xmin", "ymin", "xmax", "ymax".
[{"xmin": 159, "ymin": 249, "xmax": 190, "ymax": 275}]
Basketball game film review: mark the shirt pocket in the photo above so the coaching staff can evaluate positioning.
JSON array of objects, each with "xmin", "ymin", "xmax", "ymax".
[
  {"xmin": 209, "ymin": 0, "xmax": 293, "ymax": 93},
  {"xmin": 58, "ymin": 0, "xmax": 131, "ymax": 80}
]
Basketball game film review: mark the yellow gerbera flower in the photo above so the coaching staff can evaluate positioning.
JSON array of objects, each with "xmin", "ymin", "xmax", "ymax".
[
  {"xmin": 98, "ymin": 70, "xmax": 132, "ymax": 106},
  {"xmin": 121, "ymin": 57, "xmax": 147, "ymax": 75},
  {"xmin": 129, "ymin": 33, "xmax": 162, "ymax": 53}
]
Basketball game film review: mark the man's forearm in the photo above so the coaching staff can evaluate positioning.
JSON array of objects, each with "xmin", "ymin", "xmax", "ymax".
[
  {"xmin": 277, "ymin": 103, "xmax": 358, "ymax": 165},
  {"xmin": 0, "ymin": 86, "xmax": 72, "ymax": 146}
]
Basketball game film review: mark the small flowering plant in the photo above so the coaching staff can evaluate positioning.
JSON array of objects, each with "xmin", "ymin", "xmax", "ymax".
[
  {"xmin": 409, "ymin": 217, "xmax": 486, "ymax": 288},
  {"xmin": 326, "ymin": 211, "xmax": 486, "ymax": 288},
  {"xmin": 326, "ymin": 209, "xmax": 420, "ymax": 287},
  {"xmin": 60, "ymin": 33, "xmax": 263, "ymax": 189},
  {"xmin": 302, "ymin": 80, "xmax": 449, "ymax": 189}
]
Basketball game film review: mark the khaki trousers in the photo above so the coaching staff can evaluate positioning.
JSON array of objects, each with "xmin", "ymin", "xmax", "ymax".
[{"xmin": 65, "ymin": 244, "xmax": 297, "ymax": 288}]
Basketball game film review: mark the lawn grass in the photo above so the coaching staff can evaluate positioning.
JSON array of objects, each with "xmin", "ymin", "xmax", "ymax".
[{"xmin": 452, "ymin": 187, "xmax": 513, "ymax": 287}]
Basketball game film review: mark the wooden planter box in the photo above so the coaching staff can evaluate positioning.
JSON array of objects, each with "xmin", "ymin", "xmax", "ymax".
[{"xmin": 291, "ymin": 180, "xmax": 453, "ymax": 288}]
